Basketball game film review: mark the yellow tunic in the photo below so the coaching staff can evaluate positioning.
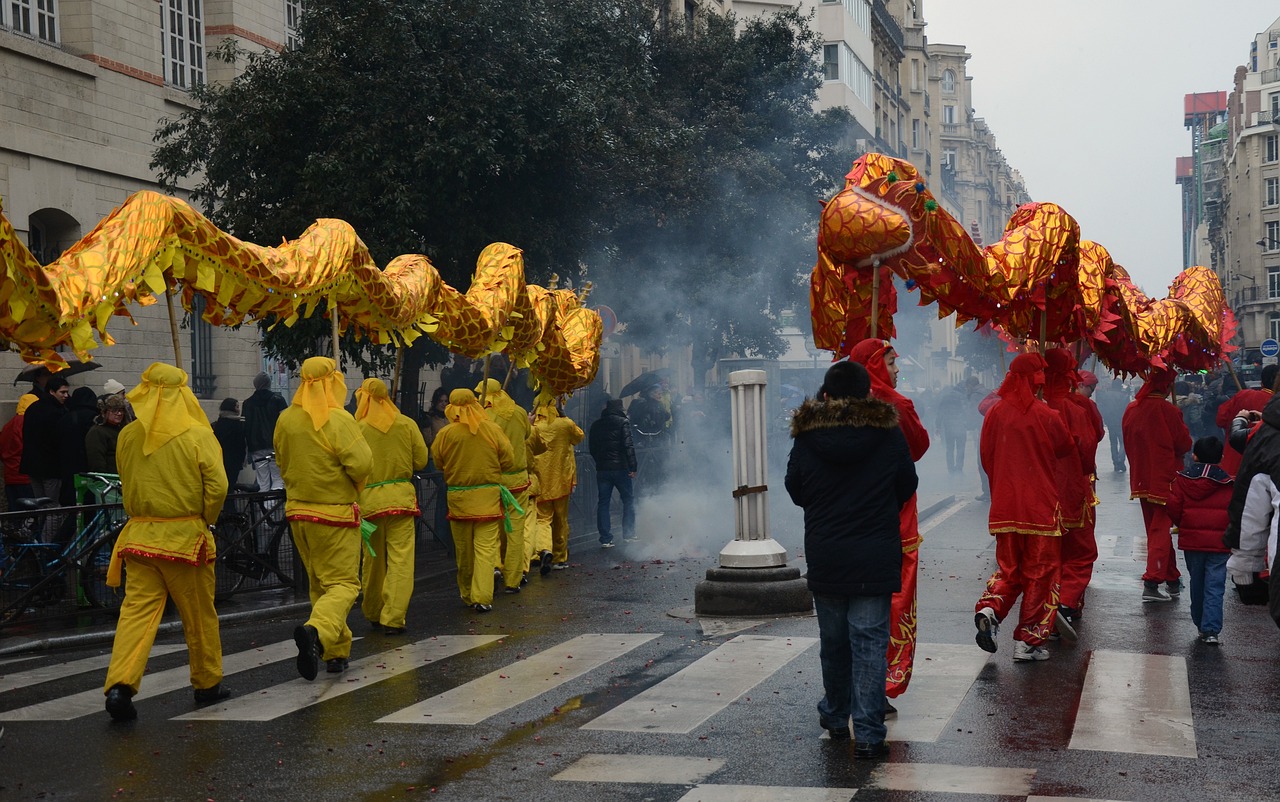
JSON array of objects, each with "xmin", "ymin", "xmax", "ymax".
[
  {"xmin": 532, "ymin": 416, "xmax": 584, "ymax": 501},
  {"xmin": 431, "ymin": 420, "xmax": 515, "ymax": 520},
  {"xmin": 357, "ymin": 415, "xmax": 430, "ymax": 518},
  {"xmin": 485, "ymin": 405, "xmax": 544, "ymax": 491},
  {"xmin": 274, "ymin": 405, "xmax": 373, "ymax": 525},
  {"xmin": 112, "ymin": 420, "xmax": 228, "ymax": 569}
]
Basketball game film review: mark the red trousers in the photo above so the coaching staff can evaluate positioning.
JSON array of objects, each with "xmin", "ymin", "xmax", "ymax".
[
  {"xmin": 1059, "ymin": 510, "xmax": 1097, "ymax": 611},
  {"xmin": 886, "ymin": 495, "xmax": 919, "ymax": 698},
  {"xmin": 1140, "ymin": 500, "xmax": 1180, "ymax": 583},
  {"xmin": 976, "ymin": 532, "xmax": 1061, "ymax": 646}
]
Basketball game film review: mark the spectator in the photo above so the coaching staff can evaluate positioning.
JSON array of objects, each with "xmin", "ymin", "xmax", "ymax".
[
  {"xmin": 21, "ymin": 374, "xmax": 70, "ymax": 505},
  {"xmin": 628, "ymin": 384, "xmax": 671, "ymax": 437},
  {"xmin": 243, "ymin": 372, "xmax": 288, "ymax": 492},
  {"xmin": 57, "ymin": 387, "xmax": 100, "ymax": 504},
  {"xmin": 1214, "ymin": 364, "xmax": 1276, "ymax": 477},
  {"xmin": 86, "ymin": 395, "xmax": 128, "ymax": 474},
  {"xmin": 211, "ymin": 398, "xmax": 247, "ymax": 488},
  {"xmin": 589, "ymin": 397, "xmax": 637, "ymax": 547},
  {"xmin": 0, "ymin": 393, "xmax": 38, "ymax": 508},
  {"xmin": 1095, "ymin": 377, "xmax": 1131, "ymax": 472},
  {"xmin": 421, "ymin": 386, "xmax": 450, "ymax": 449},
  {"xmin": 785, "ymin": 361, "xmax": 917, "ymax": 759},
  {"xmin": 1166, "ymin": 436, "xmax": 1233, "ymax": 645},
  {"xmin": 935, "ymin": 378, "xmax": 976, "ymax": 473}
]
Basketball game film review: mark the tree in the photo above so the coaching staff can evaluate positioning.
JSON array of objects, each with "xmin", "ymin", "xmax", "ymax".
[{"xmin": 151, "ymin": 0, "xmax": 850, "ymax": 397}]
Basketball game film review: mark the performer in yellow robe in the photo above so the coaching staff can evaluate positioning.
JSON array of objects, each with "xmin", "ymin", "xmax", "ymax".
[
  {"xmin": 474, "ymin": 378, "xmax": 544, "ymax": 593},
  {"xmin": 531, "ymin": 402, "xmax": 584, "ymax": 573},
  {"xmin": 432, "ymin": 388, "xmax": 515, "ymax": 612},
  {"xmin": 355, "ymin": 377, "xmax": 429, "ymax": 634},
  {"xmin": 103, "ymin": 363, "xmax": 229, "ymax": 721},
  {"xmin": 275, "ymin": 356, "xmax": 373, "ymax": 679}
]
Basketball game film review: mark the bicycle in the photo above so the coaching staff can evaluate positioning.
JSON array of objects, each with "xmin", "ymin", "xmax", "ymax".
[
  {"xmin": 0, "ymin": 473, "xmax": 128, "ymax": 626},
  {"xmin": 213, "ymin": 486, "xmax": 295, "ymax": 596}
]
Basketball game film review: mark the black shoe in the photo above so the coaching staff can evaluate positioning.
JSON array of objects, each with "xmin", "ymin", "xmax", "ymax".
[
  {"xmin": 503, "ymin": 586, "xmax": 522, "ymax": 594},
  {"xmin": 853, "ymin": 741, "xmax": 890, "ymax": 760},
  {"xmin": 884, "ymin": 701, "xmax": 898, "ymax": 718},
  {"xmin": 105, "ymin": 684, "xmax": 137, "ymax": 721},
  {"xmin": 473, "ymin": 603, "xmax": 493, "ymax": 613},
  {"xmin": 193, "ymin": 683, "xmax": 231, "ymax": 706},
  {"xmin": 1166, "ymin": 580, "xmax": 1182, "ymax": 597},
  {"xmin": 520, "ymin": 573, "xmax": 529, "ymax": 587},
  {"xmin": 367, "ymin": 621, "xmax": 384, "ymax": 634},
  {"xmin": 539, "ymin": 551, "xmax": 554, "ymax": 576},
  {"xmin": 529, "ymin": 555, "xmax": 541, "ymax": 568},
  {"xmin": 294, "ymin": 624, "xmax": 321, "ymax": 681},
  {"xmin": 822, "ymin": 723, "xmax": 851, "ymax": 740},
  {"xmin": 382, "ymin": 626, "xmax": 407, "ymax": 635},
  {"xmin": 326, "ymin": 657, "xmax": 348, "ymax": 674}
]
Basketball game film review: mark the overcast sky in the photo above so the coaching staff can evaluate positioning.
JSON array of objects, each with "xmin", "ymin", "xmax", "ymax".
[{"xmin": 922, "ymin": 1, "xmax": 1280, "ymax": 296}]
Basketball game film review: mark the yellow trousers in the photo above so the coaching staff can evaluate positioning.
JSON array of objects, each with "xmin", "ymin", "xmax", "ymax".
[
  {"xmin": 291, "ymin": 519, "xmax": 360, "ymax": 660},
  {"xmin": 451, "ymin": 518, "xmax": 500, "ymax": 605},
  {"xmin": 103, "ymin": 554, "xmax": 221, "ymax": 695},
  {"xmin": 360, "ymin": 514, "xmax": 416, "ymax": 629},
  {"xmin": 498, "ymin": 489, "xmax": 531, "ymax": 589},
  {"xmin": 536, "ymin": 497, "xmax": 571, "ymax": 564}
]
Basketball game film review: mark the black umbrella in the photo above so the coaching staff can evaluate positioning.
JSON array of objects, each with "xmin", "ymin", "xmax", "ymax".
[
  {"xmin": 618, "ymin": 368, "xmax": 669, "ymax": 398},
  {"xmin": 14, "ymin": 358, "xmax": 102, "ymax": 387}
]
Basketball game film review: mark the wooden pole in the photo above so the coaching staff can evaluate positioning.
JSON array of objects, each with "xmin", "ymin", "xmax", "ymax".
[
  {"xmin": 391, "ymin": 346, "xmax": 404, "ymax": 402},
  {"xmin": 165, "ymin": 286, "xmax": 183, "ymax": 367},
  {"xmin": 869, "ymin": 266, "xmax": 881, "ymax": 340},
  {"xmin": 479, "ymin": 353, "xmax": 492, "ymax": 404},
  {"xmin": 1038, "ymin": 309, "xmax": 1048, "ymax": 354},
  {"xmin": 502, "ymin": 357, "xmax": 517, "ymax": 391},
  {"xmin": 330, "ymin": 302, "xmax": 340, "ymax": 364},
  {"xmin": 1225, "ymin": 358, "xmax": 1244, "ymax": 391}
]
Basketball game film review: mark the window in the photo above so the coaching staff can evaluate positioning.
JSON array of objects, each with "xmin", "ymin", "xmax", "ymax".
[
  {"xmin": 943, "ymin": 104, "xmax": 956, "ymax": 125},
  {"xmin": 910, "ymin": 59, "xmax": 920, "ymax": 91},
  {"xmin": 822, "ymin": 44, "xmax": 839, "ymax": 82},
  {"xmin": 1273, "ymin": 92, "xmax": 1280, "ymax": 118},
  {"xmin": 1267, "ymin": 134, "xmax": 1279, "ymax": 163},
  {"xmin": 8, "ymin": 0, "xmax": 57, "ymax": 43},
  {"xmin": 942, "ymin": 148, "xmax": 956, "ymax": 168},
  {"xmin": 821, "ymin": 43, "xmax": 872, "ymax": 108},
  {"xmin": 1268, "ymin": 177, "xmax": 1280, "ymax": 207},
  {"xmin": 1270, "ymin": 271, "xmax": 1280, "ymax": 301},
  {"xmin": 1271, "ymin": 312, "xmax": 1280, "ymax": 342},
  {"xmin": 911, "ymin": 118, "xmax": 920, "ymax": 149},
  {"xmin": 285, "ymin": 0, "xmax": 303, "ymax": 50},
  {"xmin": 162, "ymin": 0, "xmax": 205, "ymax": 90},
  {"xmin": 941, "ymin": 69, "xmax": 956, "ymax": 94},
  {"xmin": 822, "ymin": 0, "xmax": 870, "ymax": 35},
  {"xmin": 1269, "ymin": 221, "xmax": 1280, "ymax": 250}
]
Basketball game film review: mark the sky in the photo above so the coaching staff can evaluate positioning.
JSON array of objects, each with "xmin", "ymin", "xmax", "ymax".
[{"xmin": 921, "ymin": 1, "xmax": 1280, "ymax": 296}]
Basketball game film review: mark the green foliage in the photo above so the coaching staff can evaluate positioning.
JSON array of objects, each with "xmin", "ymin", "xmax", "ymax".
[{"xmin": 150, "ymin": 0, "xmax": 851, "ymax": 382}]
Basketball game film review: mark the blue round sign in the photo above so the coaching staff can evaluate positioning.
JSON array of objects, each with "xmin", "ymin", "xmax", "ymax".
[{"xmin": 1262, "ymin": 338, "xmax": 1280, "ymax": 358}]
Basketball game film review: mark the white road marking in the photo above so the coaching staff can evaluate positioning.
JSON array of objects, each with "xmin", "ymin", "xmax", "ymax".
[
  {"xmin": 0, "ymin": 640, "xmax": 299, "ymax": 721},
  {"xmin": 180, "ymin": 635, "xmax": 499, "ymax": 721},
  {"xmin": 676, "ymin": 785, "xmax": 856, "ymax": 801},
  {"xmin": 919, "ymin": 499, "xmax": 971, "ymax": 536},
  {"xmin": 885, "ymin": 643, "xmax": 990, "ymax": 742},
  {"xmin": 581, "ymin": 634, "xmax": 817, "ymax": 734},
  {"xmin": 0, "ymin": 645, "xmax": 186, "ymax": 695},
  {"xmin": 1069, "ymin": 650, "xmax": 1197, "ymax": 758},
  {"xmin": 867, "ymin": 762, "xmax": 1036, "ymax": 796},
  {"xmin": 553, "ymin": 753, "xmax": 725, "ymax": 784},
  {"xmin": 378, "ymin": 633, "xmax": 657, "ymax": 725}
]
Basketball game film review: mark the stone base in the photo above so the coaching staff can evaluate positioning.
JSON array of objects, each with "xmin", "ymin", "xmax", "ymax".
[{"xmin": 694, "ymin": 565, "xmax": 813, "ymax": 617}]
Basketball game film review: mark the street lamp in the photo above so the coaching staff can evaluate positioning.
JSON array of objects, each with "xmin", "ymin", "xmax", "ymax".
[{"xmin": 1256, "ymin": 237, "xmax": 1280, "ymax": 249}]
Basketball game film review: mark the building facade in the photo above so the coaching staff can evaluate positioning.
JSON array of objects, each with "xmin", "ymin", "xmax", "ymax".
[{"xmin": 0, "ymin": 0, "xmax": 304, "ymax": 411}]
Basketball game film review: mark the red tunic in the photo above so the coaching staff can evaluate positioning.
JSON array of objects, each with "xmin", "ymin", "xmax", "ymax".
[
  {"xmin": 980, "ymin": 398, "xmax": 1073, "ymax": 536},
  {"xmin": 1215, "ymin": 388, "xmax": 1272, "ymax": 476},
  {"xmin": 1044, "ymin": 394, "xmax": 1093, "ymax": 527},
  {"xmin": 1121, "ymin": 396, "xmax": 1192, "ymax": 504},
  {"xmin": 1079, "ymin": 395, "xmax": 1104, "ymax": 475}
]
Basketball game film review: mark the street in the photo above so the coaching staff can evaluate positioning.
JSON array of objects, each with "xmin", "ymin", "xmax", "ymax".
[{"xmin": 1, "ymin": 446, "xmax": 1278, "ymax": 801}]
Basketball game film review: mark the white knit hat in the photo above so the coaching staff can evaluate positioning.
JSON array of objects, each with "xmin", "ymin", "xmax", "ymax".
[{"xmin": 103, "ymin": 379, "xmax": 126, "ymax": 395}]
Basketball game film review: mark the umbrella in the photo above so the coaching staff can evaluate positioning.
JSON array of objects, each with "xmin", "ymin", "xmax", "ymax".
[
  {"xmin": 14, "ymin": 358, "xmax": 102, "ymax": 387},
  {"xmin": 618, "ymin": 369, "xmax": 669, "ymax": 398}
]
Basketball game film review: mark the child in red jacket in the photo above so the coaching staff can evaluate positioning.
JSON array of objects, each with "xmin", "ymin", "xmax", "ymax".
[{"xmin": 1166, "ymin": 436, "xmax": 1233, "ymax": 644}]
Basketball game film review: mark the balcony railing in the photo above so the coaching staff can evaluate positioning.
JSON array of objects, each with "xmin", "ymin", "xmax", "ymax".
[
  {"xmin": 870, "ymin": 0, "xmax": 905, "ymax": 55},
  {"xmin": 1261, "ymin": 66, "xmax": 1280, "ymax": 85}
]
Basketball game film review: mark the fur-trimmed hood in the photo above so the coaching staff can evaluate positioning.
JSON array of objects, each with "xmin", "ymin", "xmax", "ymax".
[{"xmin": 790, "ymin": 396, "xmax": 899, "ymax": 437}]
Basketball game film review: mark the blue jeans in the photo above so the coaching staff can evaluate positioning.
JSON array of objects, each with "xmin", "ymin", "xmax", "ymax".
[
  {"xmin": 813, "ymin": 593, "xmax": 891, "ymax": 745},
  {"xmin": 1183, "ymin": 550, "xmax": 1228, "ymax": 635},
  {"xmin": 596, "ymin": 470, "xmax": 635, "ymax": 543}
]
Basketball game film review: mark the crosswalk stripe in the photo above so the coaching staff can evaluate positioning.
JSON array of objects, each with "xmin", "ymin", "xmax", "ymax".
[
  {"xmin": 675, "ymin": 785, "xmax": 856, "ymax": 801},
  {"xmin": 553, "ymin": 753, "xmax": 725, "ymax": 784},
  {"xmin": 866, "ymin": 762, "xmax": 1036, "ymax": 796},
  {"xmin": 1069, "ymin": 649, "xmax": 1196, "ymax": 758},
  {"xmin": 580, "ymin": 634, "xmax": 817, "ymax": 734},
  {"xmin": 0, "ymin": 639, "xmax": 299, "ymax": 721},
  {"xmin": 377, "ymin": 633, "xmax": 657, "ymax": 725},
  {"xmin": 0, "ymin": 645, "xmax": 186, "ymax": 696},
  {"xmin": 919, "ymin": 498, "xmax": 970, "ymax": 535},
  {"xmin": 178, "ymin": 635, "xmax": 501, "ymax": 721},
  {"xmin": 885, "ymin": 643, "xmax": 990, "ymax": 742}
]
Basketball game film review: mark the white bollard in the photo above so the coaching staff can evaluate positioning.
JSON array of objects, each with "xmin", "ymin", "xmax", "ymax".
[{"xmin": 719, "ymin": 370, "xmax": 788, "ymax": 568}]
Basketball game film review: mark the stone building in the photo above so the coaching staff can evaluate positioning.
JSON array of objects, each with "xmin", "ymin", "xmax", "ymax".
[{"xmin": 0, "ymin": 0, "xmax": 304, "ymax": 412}]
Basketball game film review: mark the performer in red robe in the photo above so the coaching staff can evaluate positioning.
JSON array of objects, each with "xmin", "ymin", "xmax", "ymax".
[
  {"xmin": 1043, "ymin": 353, "xmax": 1103, "ymax": 632},
  {"xmin": 1214, "ymin": 364, "xmax": 1275, "ymax": 476},
  {"xmin": 974, "ymin": 353, "xmax": 1072, "ymax": 662},
  {"xmin": 849, "ymin": 338, "xmax": 928, "ymax": 704},
  {"xmin": 1122, "ymin": 368, "xmax": 1192, "ymax": 602},
  {"xmin": 1065, "ymin": 369, "xmax": 1106, "ymax": 623}
]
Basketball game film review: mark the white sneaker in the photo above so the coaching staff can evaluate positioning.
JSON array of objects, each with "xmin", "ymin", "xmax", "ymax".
[
  {"xmin": 974, "ymin": 608, "xmax": 999, "ymax": 653},
  {"xmin": 1013, "ymin": 641, "xmax": 1051, "ymax": 662}
]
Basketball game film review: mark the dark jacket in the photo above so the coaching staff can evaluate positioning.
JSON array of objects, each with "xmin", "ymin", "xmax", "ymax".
[
  {"xmin": 785, "ymin": 396, "xmax": 917, "ymax": 597},
  {"xmin": 1166, "ymin": 463, "xmax": 1232, "ymax": 553},
  {"xmin": 243, "ymin": 388, "xmax": 288, "ymax": 453},
  {"xmin": 589, "ymin": 406, "xmax": 638, "ymax": 472},
  {"xmin": 212, "ymin": 413, "xmax": 248, "ymax": 483},
  {"xmin": 20, "ymin": 395, "xmax": 66, "ymax": 479},
  {"xmin": 1225, "ymin": 393, "xmax": 1280, "ymax": 549},
  {"xmin": 85, "ymin": 422, "xmax": 123, "ymax": 474}
]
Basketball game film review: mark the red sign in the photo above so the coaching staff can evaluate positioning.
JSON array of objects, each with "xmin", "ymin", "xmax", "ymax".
[{"xmin": 596, "ymin": 305, "xmax": 618, "ymax": 338}]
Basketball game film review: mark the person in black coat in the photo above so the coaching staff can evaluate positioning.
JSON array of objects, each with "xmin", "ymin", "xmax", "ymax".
[
  {"xmin": 21, "ymin": 374, "xmax": 69, "ymax": 504},
  {"xmin": 242, "ymin": 372, "xmax": 288, "ymax": 492},
  {"xmin": 785, "ymin": 360, "xmax": 917, "ymax": 759},
  {"xmin": 212, "ymin": 397, "xmax": 248, "ymax": 489},
  {"xmin": 588, "ymin": 397, "xmax": 638, "ymax": 546}
]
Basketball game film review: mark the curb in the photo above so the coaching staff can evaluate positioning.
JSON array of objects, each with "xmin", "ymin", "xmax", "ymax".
[{"xmin": 918, "ymin": 494, "xmax": 958, "ymax": 523}]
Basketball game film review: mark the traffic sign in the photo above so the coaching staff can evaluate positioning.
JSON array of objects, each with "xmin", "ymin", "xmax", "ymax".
[
  {"xmin": 1262, "ymin": 338, "xmax": 1280, "ymax": 358},
  {"xmin": 595, "ymin": 305, "xmax": 618, "ymax": 338}
]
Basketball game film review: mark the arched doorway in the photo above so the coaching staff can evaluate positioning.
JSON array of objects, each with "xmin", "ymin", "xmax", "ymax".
[{"xmin": 26, "ymin": 207, "xmax": 81, "ymax": 264}]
